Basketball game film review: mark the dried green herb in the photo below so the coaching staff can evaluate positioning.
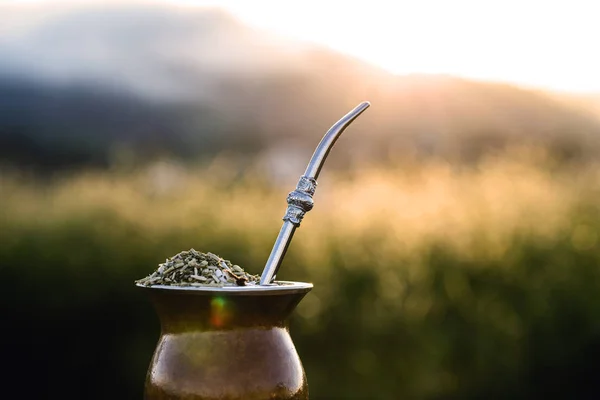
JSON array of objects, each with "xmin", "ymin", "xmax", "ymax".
[{"xmin": 135, "ymin": 249, "xmax": 259, "ymax": 287}]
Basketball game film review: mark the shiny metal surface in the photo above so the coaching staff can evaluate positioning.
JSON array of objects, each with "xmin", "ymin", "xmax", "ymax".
[
  {"xmin": 260, "ymin": 221, "xmax": 297, "ymax": 284},
  {"xmin": 304, "ymin": 101, "xmax": 371, "ymax": 180},
  {"xmin": 260, "ymin": 101, "xmax": 370, "ymax": 285},
  {"xmin": 136, "ymin": 280, "xmax": 313, "ymax": 295}
]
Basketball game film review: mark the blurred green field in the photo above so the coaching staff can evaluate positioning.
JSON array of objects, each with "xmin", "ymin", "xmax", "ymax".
[{"xmin": 2, "ymin": 151, "xmax": 600, "ymax": 399}]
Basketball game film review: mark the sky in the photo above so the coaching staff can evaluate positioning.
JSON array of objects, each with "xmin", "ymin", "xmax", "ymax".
[{"xmin": 5, "ymin": 0, "xmax": 600, "ymax": 93}]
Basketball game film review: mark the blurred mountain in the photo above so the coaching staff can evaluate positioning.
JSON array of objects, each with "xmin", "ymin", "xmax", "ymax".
[
  {"xmin": 1, "ymin": 2, "xmax": 600, "ymax": 172},
  {"xmin": 549, "ymin": 92, "xmax": 600, "ymax": 119}
]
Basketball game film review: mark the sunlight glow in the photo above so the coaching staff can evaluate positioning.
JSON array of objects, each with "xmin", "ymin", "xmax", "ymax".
[
  {"xmin": 203, "ymin": 0, "xmax": 600, "ymax": 93},
  {"xmin": 5, "ymin": 0, "xmax": 600, "ymax": 93}
]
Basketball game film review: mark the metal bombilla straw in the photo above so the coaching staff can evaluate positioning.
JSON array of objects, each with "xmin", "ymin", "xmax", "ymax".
[{"xmin": 260, "ymin": 101, "xmax": 371, "ymax": 285}]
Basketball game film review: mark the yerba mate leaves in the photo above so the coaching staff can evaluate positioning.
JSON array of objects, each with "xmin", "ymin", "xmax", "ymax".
[{"xmin": 135, "ymin": 249, "xmax": 259, "ymax": 287}]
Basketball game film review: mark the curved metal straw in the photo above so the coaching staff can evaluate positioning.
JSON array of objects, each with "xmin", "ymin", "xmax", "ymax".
[{"xmin": 260, "ymin": 101, "xmax": 371, "ymax": 285}]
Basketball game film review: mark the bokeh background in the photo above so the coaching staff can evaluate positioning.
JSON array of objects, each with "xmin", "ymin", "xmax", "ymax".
[{"xmin": 2, "ymin": 1, "xmax": 600, "ymax": 399}]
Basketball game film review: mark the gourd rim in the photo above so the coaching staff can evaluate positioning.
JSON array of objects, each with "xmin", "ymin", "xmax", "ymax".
[{"xmin": 136, "ymin": 280, "xmax": 313, "ymax": 296}]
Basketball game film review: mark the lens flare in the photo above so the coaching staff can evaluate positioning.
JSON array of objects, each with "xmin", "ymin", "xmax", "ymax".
[{"xmin": 210, "ymin": 296, "xmax": 232, "ymax": 328}]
